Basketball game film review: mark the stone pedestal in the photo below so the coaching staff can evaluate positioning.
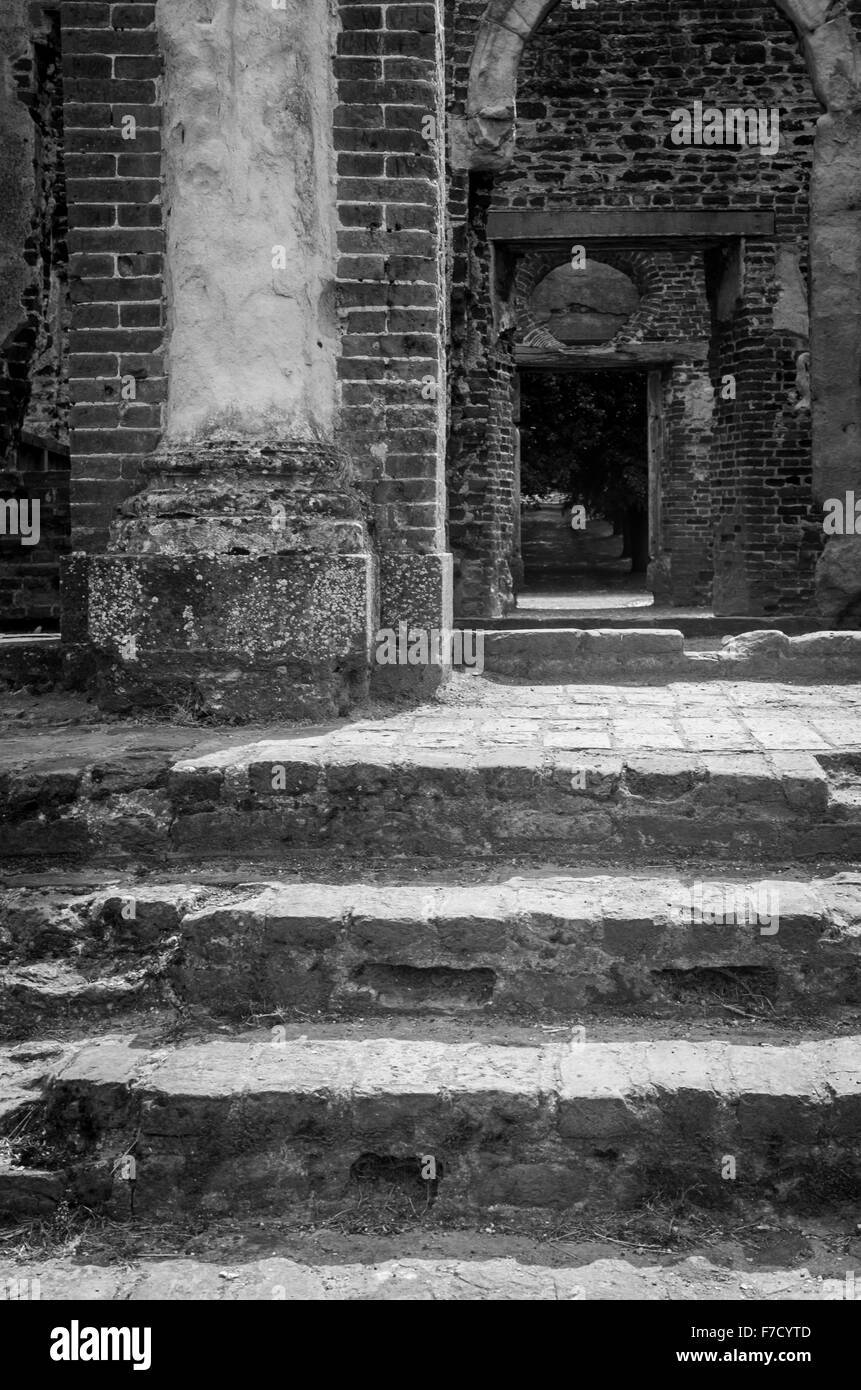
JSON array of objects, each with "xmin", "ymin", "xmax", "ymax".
[{"xmin": 63, "ymin": 437, "xmax": 378, "ymax": 721}]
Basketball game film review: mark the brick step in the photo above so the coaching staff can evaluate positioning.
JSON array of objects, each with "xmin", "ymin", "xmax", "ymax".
[
  {"xmin": 0, "ymin": 636, "xmax": 62, "ymax": 693},
  {"xmin": 3, "ymin": 739, "xmax": 860, "ymax": 868},
  {"xmin": 2, "ymin": 874, "xmax": 860, "ymax": 1030},
  {"xmin": 0, "ymin": 1162, "xmax": 63, "ymax": 1218},
  {"xmin": 474, "ymin": 629, "xmax": 861, "ymax": 681},
  {"xmin": 0, "ymin": 1250, "xmax": 852, "ymax": 1301},
  {"xmin": 10, "ymin": 1030, "xmax": 861, "ymax": 1219}
]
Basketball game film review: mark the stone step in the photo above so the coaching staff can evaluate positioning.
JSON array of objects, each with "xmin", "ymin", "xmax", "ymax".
[
  {"xmin": 16, "ymin": 1031, "xmax": 861, "ymax": 1219},
  {"xmin": 4, "ymin": 874, "xmax": 860, "ymax": 1028},
  {"xmin": 171, "ymin": 873, "xmax": 861, "ymax": 1020},
  {"xmin": 2, "ymin": 629, "xmax": 855, "ymax": 697},
  {"xmin": 3, "ymin": 738, "xmax": 859, "ymax": 868},
  {"xmin": 0, "ymin": 1251, "xmax": 851, "ymax": 1301},
  {"xmin": 474, "ymin": 629, "xmax": 861, "ymax": 681}
]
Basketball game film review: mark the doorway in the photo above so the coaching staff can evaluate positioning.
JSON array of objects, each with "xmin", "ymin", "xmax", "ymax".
[{"xmin": 516, "ymin": 368, "xmax": 652, "ymax": 614}]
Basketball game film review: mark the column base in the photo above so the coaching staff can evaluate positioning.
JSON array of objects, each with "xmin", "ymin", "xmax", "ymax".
[
  {"xmin": 62, "ymin": 434, "xmax": 380, "ymax": 721},
  {"xmin": 62, "ymin": 551, "xmax": 377, "ymax": 722}
]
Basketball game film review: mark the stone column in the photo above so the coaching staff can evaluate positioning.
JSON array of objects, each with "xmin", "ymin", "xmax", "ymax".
[{"xmin": 64, "ymin": 0, "xmax": 377, "ymax": 720}]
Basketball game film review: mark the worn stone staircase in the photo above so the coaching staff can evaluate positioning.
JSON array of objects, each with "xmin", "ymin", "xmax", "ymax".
[{"xmin": 1, "ymin": 659, "xmax": 861, "ymax": 1299}]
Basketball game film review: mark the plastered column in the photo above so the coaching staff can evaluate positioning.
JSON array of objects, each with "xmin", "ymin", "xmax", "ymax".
[{"xmin": 68, "ymin": 0, "xmax": 378, "ymax": 720}]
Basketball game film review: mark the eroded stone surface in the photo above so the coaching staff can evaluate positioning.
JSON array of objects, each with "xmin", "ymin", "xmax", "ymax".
[
  {"xmin": 0, "ymin": 1253, "xmax": 846, "ymax": 1301},
  {"xmin": 23, "ymin": 1031, "xmax": 861, "ymax": 1216},
  {"xmin": 4, "ymin": 871, "xmax": 860, "ymax": 1029}
]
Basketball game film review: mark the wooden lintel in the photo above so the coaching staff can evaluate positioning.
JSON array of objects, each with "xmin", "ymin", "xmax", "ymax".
[
  {"xmin": 514, "ymin": 341, "xmax": 709, "ymax": 370},
  {"xmin": 488, "ymin": 209, "xmax": 774, "ymax": 244}
]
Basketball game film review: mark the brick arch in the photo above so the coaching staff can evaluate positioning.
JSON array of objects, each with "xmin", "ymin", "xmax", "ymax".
[
  {"xmin": 464, "ymin": 0, "xmax": 830, "ymax": 168},
  {"xmin": 513, "ymin": 247, "xmax": 659, "ymax": 303},
  {"xmin": 512, "ymin": 248, "xmax": 659, "ymax": 348}
]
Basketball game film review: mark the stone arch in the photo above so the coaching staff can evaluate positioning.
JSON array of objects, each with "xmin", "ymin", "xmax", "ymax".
[{"xmin": 460, "ymin": 0, "xmax": 558, "ymax": 165}]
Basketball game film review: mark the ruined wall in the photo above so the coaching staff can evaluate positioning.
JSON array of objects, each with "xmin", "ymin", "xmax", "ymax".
[
  {"xmin": 487, "ymin": 1, "xmax": 816, "ymax": 221},
  {"xmin": 708, "ymin": 240, "xmax": 816, "ymax": 614},
  {"xmin": 446, "ymin": 0, "xmax": 820, "ymax": 616},
  {"xmin": 0, "ymin": 1, "xmax": 70, "ymax": 629},
  {"xmin": 333, "ymin": 0, "xmax": 449, "ymax": 651}
]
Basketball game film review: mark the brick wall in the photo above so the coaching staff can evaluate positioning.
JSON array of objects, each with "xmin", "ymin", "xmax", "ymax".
[
  {"xmin": 61, "ymin": 0, "xmax": 164, "ymax": 554},
  {"xmin": 0, "ymin": 4, "xmax": 70, "ymax": 630},
  {"xmin": 334, "ymin": 0, "xmax": 447, "ymax": 569},
  {"xmin": 7, "ymin": 0, "xmax": 820, "ymax": 633},
  {"xmin": 0, "ymin": 432, "xmax": 70, "ymax": 628},
  {"xmin": 476, "ymin": 0, "xmax": 816, "ymax": 227}
]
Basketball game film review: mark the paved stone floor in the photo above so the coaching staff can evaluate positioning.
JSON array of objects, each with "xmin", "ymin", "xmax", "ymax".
[
  {"xmin": 1, "ymin": 677, "xmax": 860, "ymax": 765},
  {"xmin": 353, "ymin": 677, "xmax": 861, "ymax": 755}
]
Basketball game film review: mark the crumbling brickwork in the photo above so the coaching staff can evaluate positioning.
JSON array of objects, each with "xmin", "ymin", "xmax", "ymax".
[
  {"xmin": 709, "ymin": 241, "xmax": 817, "ymax": 614},
  {"xmin": 0, "ymin": 3, "xmax": 70, "ymax": 629},
  {"xmin": 446, "ymin": 171, "xmax": 518, "ymax": 615}
]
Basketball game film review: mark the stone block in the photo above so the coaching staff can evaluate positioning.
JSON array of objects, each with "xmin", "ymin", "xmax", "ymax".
[
  {"xmin": 71, "ymin": 551, "xmax": 377, "ymax": 721},
  {"xmin": 719, "ymin": 631, "xmax": 791, "ymax": 660},
  {"xmin": 371, "ymin": 550, "xmax": 453, "ymax": 700},
  {"xmin": 580, "ymin": 628, "xmax": 685, "ymax": 657},
  {"xmin": 790, "ymin": 631, "xmax": 861, "ymax": 661},
  {"xmin": 481, "ymin": 629, "xmax": 584, "ymax": 675}
]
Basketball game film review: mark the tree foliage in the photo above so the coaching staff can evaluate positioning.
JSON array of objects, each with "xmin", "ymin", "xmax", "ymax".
[{"xmin": 519, "ymin": 371, "xmax": 647, "ymax": 515}]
